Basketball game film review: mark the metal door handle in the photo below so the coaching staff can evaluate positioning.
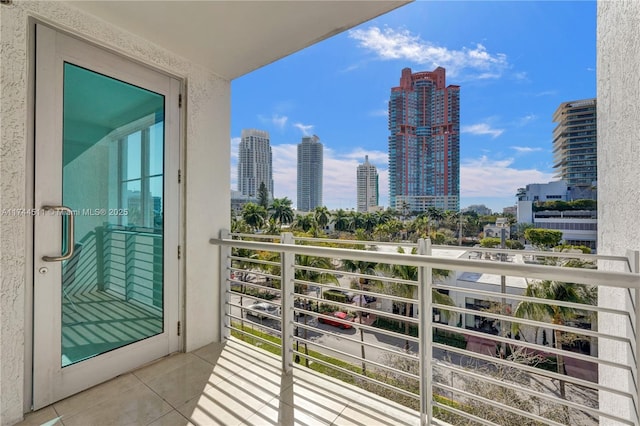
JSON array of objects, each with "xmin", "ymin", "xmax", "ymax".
[{"xmin": 42, "ymin": 205, "xmax": 75, "ymax": 262}]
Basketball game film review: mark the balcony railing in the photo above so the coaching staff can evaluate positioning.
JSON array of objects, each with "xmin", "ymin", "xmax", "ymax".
[{"xmin": 210, "ymin": 231, "xmax": 640, "ymax": 426}]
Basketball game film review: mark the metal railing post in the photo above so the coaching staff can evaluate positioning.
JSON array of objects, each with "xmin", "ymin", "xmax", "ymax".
[
  {"xmin": 281, "ymin": 232, "xmax": 295, "ymax": 374},
  {"xmin": 627, "ymin": 249, "xmax": 640, "ymax": 424},
  {"xmin": 418, "ymin": 238, "xmax": 433, "ymax": 426},
  {"xmin": 220, "ymin": 229, "xmax": 231, "ymax": 340}
]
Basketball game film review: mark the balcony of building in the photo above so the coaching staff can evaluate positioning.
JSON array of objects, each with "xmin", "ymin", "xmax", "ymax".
[{"xmin": 19, "ymin": 233, "xmax": 640, "ymax": 425}]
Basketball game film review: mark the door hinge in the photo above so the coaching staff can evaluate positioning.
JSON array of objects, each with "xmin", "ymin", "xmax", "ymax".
[
  {"xmin": 177, "ymin": 245, "xmax": 182, "ymax": 259},
  {"xmin": 179, "ymin": 93, "xmax": 182, "ymax": 108},
  {"xmin": 178, "ymin": 169, "xmax": 182, "ymax": 184},
  {"xmin": 177, "ymin": 321, "xmax": 181, "ymax": 336}
]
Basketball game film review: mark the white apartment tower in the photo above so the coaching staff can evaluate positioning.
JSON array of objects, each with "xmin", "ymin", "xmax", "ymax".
[
  {"xmin": 238, "ymin": 129, "xmax": 273, "ymax": 199},
  {"xmin": 357, "ymin": 155, "xmax": 378, "ymax": 212},
  {"xmin": 297, "ymin": 135, "xmax": 323, "ymax": 211}
]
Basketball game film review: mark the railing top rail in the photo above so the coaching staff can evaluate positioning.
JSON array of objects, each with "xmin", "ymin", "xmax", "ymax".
[
  {"xmin": 211, "ymin": 237, "xmax": 640, "ymax": 290},
  {"xmin": 231, "ymin": 232, "xmax": 630, "ymax": 267}
]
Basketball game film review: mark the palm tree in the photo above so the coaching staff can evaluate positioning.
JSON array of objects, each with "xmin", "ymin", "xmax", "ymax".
[
  {"xmin": 293, "ymin": 214, "xmax": 316, "ymax": 233},
  {"xmin": 513, "ymin": 279, "xmax": 597, "ymax": 399},
  {"xmin": 362, "ymin": 213, "xmax": 378, "ymax": 234},
  {"xmin": 332, "ymin": 209, "xmax": 351, "ymax": 233},
  {"xmin": 314, "ymin": 206, "xmax": 331, "ymax": 231},
  {"xmin": 269, "ymin": 197, "xmax": 294, "ymax": 227},
  {"xmin": 257, "ymin": 182, "xmax": 269, "ymax": 209},
  {"xmin": 348, "ymin": 210, "xmax": 365, "ymax": 232},
  {"xmin": 241, "ymin": 202, "xmax": 267, "ymax": 231},
  {"xmin": 377, "ymin": 247, "xmax": 454, "ymax": 351}
]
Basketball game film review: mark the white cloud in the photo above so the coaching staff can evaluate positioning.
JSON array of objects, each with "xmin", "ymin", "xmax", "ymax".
[
  {"xmin": 511, "ymin": 146, "xmax": 543, "ymax": 154},
  {"xmin": 271, "ymin": 114, "xmax": 288, "ymax": 129},
  {"xmin": 369, "ymin": 109, "xmax": 388, "ymax": 117},
  {"xmin": 293, "ymin": 122, "xmax": 314, "ymax": 136},
  {"xmin": 517, "ymin": 114, "xmax": 537, "ymax": 126},
  {"xmin": 534, "ymin": 90, "xmax": 557, "ymax": 97},
  {"xmin": 349, "ymin": 26, "xmax": 509, "ymax": 78},
  {"xmin": 461, "ymin": 123, "xmax": 504, "ymax": 138},
  {"xmin": 461, "ymin": 156, "xmax": 554, "ymax": 198},
  {"xmin": 258, "ymin": 113, "xmax": 289, "ymax": 129}
]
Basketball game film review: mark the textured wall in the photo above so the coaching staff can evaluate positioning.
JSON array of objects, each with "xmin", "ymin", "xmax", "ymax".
[
  {"xmin": 0, "ymin": 2, "xmax": 229, "ymax": 424},
  {"xmin": 597, "ymin": 1, "xmax": 640, "ymax": 424}
]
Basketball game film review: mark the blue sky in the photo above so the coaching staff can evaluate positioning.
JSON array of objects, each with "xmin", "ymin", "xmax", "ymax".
[{"xmin": 231, "ymin": 1, "xmax": 596, "ymax": 213}]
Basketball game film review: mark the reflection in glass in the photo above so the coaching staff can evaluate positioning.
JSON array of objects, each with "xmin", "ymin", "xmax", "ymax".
[{"xmin": 61, "ymin": 63, "xmax": 165, "ymax": 367}]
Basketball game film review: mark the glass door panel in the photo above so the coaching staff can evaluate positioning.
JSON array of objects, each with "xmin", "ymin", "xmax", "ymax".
[{"xmin": 61, "ymin": 63, "xmax": 165, "ymax": 367}]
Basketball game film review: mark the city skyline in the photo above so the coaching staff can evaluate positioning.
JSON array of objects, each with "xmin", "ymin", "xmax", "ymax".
[{"xmin": 231, "ymin": 1, "xmax": 596, "ymax": 212}]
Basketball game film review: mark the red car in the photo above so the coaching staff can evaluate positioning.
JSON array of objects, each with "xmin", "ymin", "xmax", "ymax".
[{"xmin": 318, "ymin": 311, "xmax": 354, "ymax": 329}]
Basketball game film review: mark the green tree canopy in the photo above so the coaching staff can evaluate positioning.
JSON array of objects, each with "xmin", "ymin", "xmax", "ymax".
[
  {"xmin": 241, "ymin": 202, "xmax": 267, "ymax": 231},
  {"xmin": 269, "ymin": 197, "xmax": 294, "ymax": 226},
  {"xmin": 257, "ymin": 182, "xmax": 270, "ymax": 209},
  {"xmin": 524, "ymin": 228, "xmax": 563, "ymax": 249}
]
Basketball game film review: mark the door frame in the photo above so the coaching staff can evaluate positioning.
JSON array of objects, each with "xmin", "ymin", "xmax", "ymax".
[{"xmin": 28, "ymin": 21, "xmax": 185, "ymax": 410}]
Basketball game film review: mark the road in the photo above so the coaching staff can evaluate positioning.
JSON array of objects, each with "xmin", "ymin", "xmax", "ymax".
[{"xmin": 229, "ymin": 292, "xmax": 470, "ymax": 368}]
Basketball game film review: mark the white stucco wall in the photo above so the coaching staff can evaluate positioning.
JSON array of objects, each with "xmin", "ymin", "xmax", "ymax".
[
  {"xmin": 1, "ymin": 2, "xmax": 229, "ymax": 424},
  {"xmin": 597, "ymin": 1, "xmax": 640, "ymax": 424}
]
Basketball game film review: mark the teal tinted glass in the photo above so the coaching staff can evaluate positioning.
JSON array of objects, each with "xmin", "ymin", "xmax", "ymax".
[{"xmin": 61, "ymin": 63, "xmax": 165, "ymax": 367}]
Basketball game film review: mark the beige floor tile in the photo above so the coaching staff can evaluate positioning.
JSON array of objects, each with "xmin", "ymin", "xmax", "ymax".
[
  {"xmin": 147, "ymin": 410, "xmax": 195, "ymax": 426},
  {"xmin": 134, "ymin": 353, "xmax": 202, "ymax": 383},
  {"xmin": 61, "ymin": 381, "xmax": 172, "ymax": 426},
  {"xmin": 278, "ymin": 380, "xmax": 347, "ymax": 424},
  {"xmin": 53, "ymin": 373, "xmax": 141, "ymax": 418},
  {"xmin": 142, "ymin": 355, "xmax": 225, "ymax": 408},
  {"xmin": 334, "ymin": 404, "xmax": 419, "ymax": 426},
  {"xmin": 240, "ymin": 398, "xmax": 332, "ymax": 426},
  {"xmin": 13, "ymin": 406, "xmax": 62, "ymax": 426},
  {"xmin": 176, "ymin": 377, "xmax": 278, "ymax": 426}
]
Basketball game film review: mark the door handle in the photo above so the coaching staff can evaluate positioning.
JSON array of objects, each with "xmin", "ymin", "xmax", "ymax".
[{"xmin": 42, "ymin": 205, "xmax": 75, "ymax": 262}]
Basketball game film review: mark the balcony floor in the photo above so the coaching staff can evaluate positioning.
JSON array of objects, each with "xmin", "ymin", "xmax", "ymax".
[{"xmin": 18, "ymin": 339, "xmax": 421, "ymax": 425}]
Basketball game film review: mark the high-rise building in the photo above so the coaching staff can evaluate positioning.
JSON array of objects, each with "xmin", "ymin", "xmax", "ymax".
[
  {"xmin": 297, "ymin": 135, "xmax": 323, "ymax": 212},
  {"xmin": 552, "ymin": 98, "xmax": 597, "ymax": 197},
  {"xmin": 388, "ymin": 67, "xmax": 460, "ymax": 213},
  {"xmin": 356, "ymin": 155, "xmax": 378, "ymax": 212},
  {"xmin": 237, "ymin": 129, "xmax": 273, "ymax": 199}
]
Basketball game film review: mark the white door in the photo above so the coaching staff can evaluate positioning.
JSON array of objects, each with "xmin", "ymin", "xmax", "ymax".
[{"xmin": 33, "ymin": 24, "xmax": 181, "ymax": 409}]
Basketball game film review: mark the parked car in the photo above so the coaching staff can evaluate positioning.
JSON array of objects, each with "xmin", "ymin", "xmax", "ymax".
[
  {"xmin": 245, "ymin": 302, "xmax": 280, "ymax": 319},
  {"xmin": 318, "ymin": 311, "xmax": 354, "ymax": 329}
]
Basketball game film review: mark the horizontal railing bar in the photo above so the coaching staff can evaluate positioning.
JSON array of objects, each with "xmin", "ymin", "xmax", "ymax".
[
  {"xmin": 291, "ymin": 351, "xmax": 420, "ymax": 400},
  {"xmin": 226, "ymin": 325, "xmax": 283, "ymax": 348},
  {"xmin": 435, "ymin": 282, "xmax": 633, "ymax": 318},
  {"xmin": 295, "ymin": 296, "xmax": 420, "ymax": 327},
  {"xmin": 432, "ymin": 342, "xmax": 636, "ymax": 399},
  {"xmin": 294, "ymin": 335, "xmax": 419, "ymax": 381},
  {"xmin": 293, "ymin": 236, "xmax": 415, "ymax": 248},
  {"xmin": 230, "ymin": 305, "xmax": 282, "ymax": 323},
  {"xmin": 433, "ymin": 303, "xmax": 633, "ymax": 346},
  {"xmin": 433, "ymin": 382, "xmax": 568, "ymax": 426},
  {"xmin": 229, "ymin": 269, "xmax": 283, "ymax": 283},
  {"xmin": 227, "ymin": 315, "xmax": 283, "ymax": 339},
  {"xmin": 229, "ymin": 257, "xmax": 281, "ymax": 267},
  {"xmin": 432, "ymin": 401, "xmax": 500, "ymax": 426},
  {"xmin": 294, "ymin": 320, "xmax": 419, "ymax": 361},
  {"xmin": 435, "ymin": 360, "xmax": 611, "ymax": 421},
  {"xmin": 228, "ymin": 280, "xmax": 282, "ymax": 295},
  {"xmin": 292, "ymin": 236, "xmax": 629, "ymax": 265},
  {"xmin": 295, "ymin": 281, "xmax": 417, "ymax": 305},
  {"xmin": 230, "ymin": 232, "xmax": 282, "ymax": 241},
  {"xmin": 211, "ymin": 238, "xmax": 640, "ymax": 289},
  {"xmin": 435, "ymin": 322, "xmax": 629, "ymax": 372}
]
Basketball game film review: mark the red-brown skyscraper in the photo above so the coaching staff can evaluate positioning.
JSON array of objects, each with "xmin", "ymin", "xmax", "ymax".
[{"xmin": 388, "ymin": 67, "xmax": 460, "ymax": 212}]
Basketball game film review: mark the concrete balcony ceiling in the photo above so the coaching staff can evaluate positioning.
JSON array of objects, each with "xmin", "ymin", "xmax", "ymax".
[{"xmin": 65, "ymin": 0, "xmax": 411, "ymax": 80}]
